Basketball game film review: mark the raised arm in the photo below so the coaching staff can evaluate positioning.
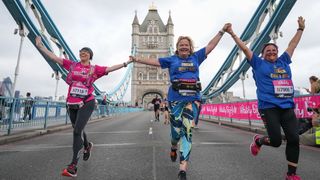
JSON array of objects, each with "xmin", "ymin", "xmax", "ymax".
[
  {"xmin": 35, "ymin": 36, "xmax": 63, "ymax": 65},
  {"xmin": 225, "ymin": 23, "xmax": 253, "ymax": 61},
  {"xmin": 129, "ymin": 56, "xmax": 161, "ymax": 67},
  {"xmin": 105, "ymin": 58, "xmax": 133, "ymax": 74},
  {"xmin": 285, "ymin": 16, "xmax": 305, "ymax": 58},
  {"xmin": 205, "ymin": 23, "xmax": 229, "ymax": 56}
]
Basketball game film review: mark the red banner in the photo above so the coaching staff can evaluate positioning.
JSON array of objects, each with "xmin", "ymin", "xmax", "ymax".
[{"xmin": 200, "ymin": 95, "xmax": 320, "ymax": 120}]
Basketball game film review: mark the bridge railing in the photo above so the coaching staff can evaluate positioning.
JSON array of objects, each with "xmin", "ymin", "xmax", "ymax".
[
  {"xmin": 200, "ymin": 94, "xmax": 320, "ymax": 128},
  {"xmin": 0, "ymin": 96, "xmax": 143, "ymax": 135}
]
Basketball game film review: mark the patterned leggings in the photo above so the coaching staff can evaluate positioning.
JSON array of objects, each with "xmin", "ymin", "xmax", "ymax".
[{"xmin": 169, "ymin": 101, "xmax": 200, "ymax": 162}]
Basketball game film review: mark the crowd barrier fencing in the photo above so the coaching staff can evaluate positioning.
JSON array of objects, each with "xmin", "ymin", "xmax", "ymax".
[{"xmin": 0, "ymin": 96, "xmax": 143, "ymax": 135}]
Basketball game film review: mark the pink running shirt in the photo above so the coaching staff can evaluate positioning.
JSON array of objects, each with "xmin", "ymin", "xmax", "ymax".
[{"xmin": 63, "ymin": 59, "xmax": 107, "ymax": 104}]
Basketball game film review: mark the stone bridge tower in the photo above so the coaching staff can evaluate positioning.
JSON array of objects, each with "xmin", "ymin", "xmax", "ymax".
[{"xmin": 131, "ymin": 4, "xmax": 174, "ymax": 109}]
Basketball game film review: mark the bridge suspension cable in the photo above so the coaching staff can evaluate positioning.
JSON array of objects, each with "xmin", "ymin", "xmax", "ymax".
[
  {"xmin": 201, "ymin": 0, "xmax": 297, "ymax": 101},
  {"xmin": 3, "ymin": 0, "xmax": 134, "ymax": 103}
]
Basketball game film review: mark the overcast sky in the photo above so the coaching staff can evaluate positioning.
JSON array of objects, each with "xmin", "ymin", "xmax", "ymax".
[{"xmin": 0, "ymin": 0, "xmax": 319, "ymax": 101}]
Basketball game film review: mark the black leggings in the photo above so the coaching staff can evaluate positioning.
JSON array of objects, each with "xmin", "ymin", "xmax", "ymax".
[
  {"xmin": 67, "ymin": 100, "xmax": 95, "ymax": 164},
  {"xmin": 259, "ymin": 108, "xmax": 300, "ymax": 164}
]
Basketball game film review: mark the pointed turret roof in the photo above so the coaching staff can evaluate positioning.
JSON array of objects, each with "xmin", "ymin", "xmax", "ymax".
[
  {"xmin": 140, "ymin": 4, "xmax": 166, "ymax": 32},
  {"xmin": 132, "ymin": 10, "xmax": 139, "ymax": 25},
  {"xmin": 167, "ymin": 10, "xmax": 173, "ymax": 25}
]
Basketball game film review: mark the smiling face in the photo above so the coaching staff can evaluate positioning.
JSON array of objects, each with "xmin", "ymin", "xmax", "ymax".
[
  {"xmin": 79, "ymin": 50, "xmax": 91, "ymax": 62},
  {"xmin": 79, "ymin": 47, "xmax": 93, "ymax": 64},
  {"xmin": 175, "ymin": 36, "xmax": 194, "ymax": 59},
  {"xmin": 262, "ymin": 44, "xmax": 278, "ymax": 62},
  {"xmin": 177, "ymin": 39, "xmax": 191, "ymax": 58}
]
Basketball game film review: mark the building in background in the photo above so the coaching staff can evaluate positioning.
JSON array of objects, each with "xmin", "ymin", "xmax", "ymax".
[
  {"xmin": 131, "ymin": 4, "xmax": 174, "ymax": 108},
  {"xmin": 0, "ymin": 77, "xmax": 13, "ymax": 97}
]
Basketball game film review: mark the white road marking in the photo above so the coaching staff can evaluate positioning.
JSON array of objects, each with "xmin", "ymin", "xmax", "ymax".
[
  {"xmin": 198, "ymin": 142, "xmax": 246, "ymax": 145},
  {"xmin": 152, "ymin": 146, "xmax": 157, "ymax": 180},
  {"xmin": 0, "ymin": 141, "xmax": 247, "ymax": 152},
  {"xmin": 0, "ymin": 143, "xmax": 137, "ymax": 152},
  {"xmin": 56, "ymin": 130, "xmax": 147, "ymax": 135},
  {"xmin": 149, "ymin": 127, "xmax": 153, "ymax": 135}
]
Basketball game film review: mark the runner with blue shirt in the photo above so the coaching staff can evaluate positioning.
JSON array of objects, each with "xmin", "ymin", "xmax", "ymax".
[
  {"xmin": 130, "ymin": 23, "xmax": 229, "ymax": 180},
  {"xmin": 225, "ymin": 17, "xmax": 305, "ymax": 180}
]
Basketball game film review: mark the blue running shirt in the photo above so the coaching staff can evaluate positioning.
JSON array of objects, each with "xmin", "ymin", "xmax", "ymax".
[
  {"xmin": 248, "ymin": 52, "xmax": 295, "ymax": 109},
  {"xmin": 159, "ymin": 48, "xmax": 206, "ymax": 101}
]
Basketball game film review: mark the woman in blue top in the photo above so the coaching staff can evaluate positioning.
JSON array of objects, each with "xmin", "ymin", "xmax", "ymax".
[
  {"xmin": 225, "ymin": 16, "xmax": 305, "ymax": 180},
  {"xmin": 130, "ymin": 23, "xmax": 229, "ymax": 180}
]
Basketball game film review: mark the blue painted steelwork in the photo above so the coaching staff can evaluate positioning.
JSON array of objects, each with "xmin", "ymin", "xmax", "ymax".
[
  {"xmin": 202, "ymin": 0, "xmax": 297, "ymax": 99},
  {"xmin": 2, "ymin": 0, "xmax": 67, "ymax": 80},
  {"xmin": 202, "ymin": 0, "xmax": 272, "ymax": 95},
  {"xmin": 2, "ymin": 0, "xmax": 132, "ymax": 102},
  {"xmin": 2, "ymin": 0, "xmax": 296, "ymax": 102}
]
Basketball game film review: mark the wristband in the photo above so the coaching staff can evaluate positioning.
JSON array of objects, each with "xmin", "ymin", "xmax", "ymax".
[
  {"xmin": 218, "ymin": 30, "xmax": 225, "ymax": 36},
  {"xmin": 123, "ymin": 62, "xmax": 127, "ymax": 67},
  {"xmin": 297, "ymin": 28, "xmax": 304, "ymax": 31}
]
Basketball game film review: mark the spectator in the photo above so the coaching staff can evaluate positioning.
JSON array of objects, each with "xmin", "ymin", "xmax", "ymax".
[
  {"xmin": 300, "ymin": 106, "xmax": 320, "ymax": 146},
  {"xmin": 23, "ymin": 92, "xmax": 33, "ymax": 121},
  {"xmin": 101, "ymin": 96, "xmax": 107, "ymax": 105},
  {"xmin": 100, "ymin": 95, "xmax": 108, "ymax": 116},
  {"xmin": 304, "ymin": 75, "xmax": 320, "ymax": 95}
]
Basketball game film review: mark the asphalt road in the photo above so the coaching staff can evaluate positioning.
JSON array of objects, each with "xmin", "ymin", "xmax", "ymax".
[{"xmin": 0, "ymin": 111, "xmax": 319, "ymax": 180}]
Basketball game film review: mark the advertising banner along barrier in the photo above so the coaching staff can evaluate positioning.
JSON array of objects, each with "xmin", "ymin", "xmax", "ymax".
[{"xmin": 200, "ymin": 95, "xmax": 320, "ymax": 120}]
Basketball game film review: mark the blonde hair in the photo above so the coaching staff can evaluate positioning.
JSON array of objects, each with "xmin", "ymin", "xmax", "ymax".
[{"xmin": 175, "ymin": 36, "xmax": 194, "ymax": 55}]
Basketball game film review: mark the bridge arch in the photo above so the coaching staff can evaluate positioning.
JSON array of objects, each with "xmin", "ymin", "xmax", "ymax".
[{"xmin": 140, "ymin": 89, "xmax": 165, "ymax": 109}]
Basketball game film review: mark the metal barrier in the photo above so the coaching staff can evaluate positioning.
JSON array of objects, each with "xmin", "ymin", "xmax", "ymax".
[{"xmin": 0, "ymin": 96, "xmax": 143, "ymax": 135}]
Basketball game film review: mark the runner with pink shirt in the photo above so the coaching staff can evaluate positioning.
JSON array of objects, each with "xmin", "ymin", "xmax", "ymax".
[{"xmin": 35, "ymin": 36, "xmax": 133, "ymax": 177}]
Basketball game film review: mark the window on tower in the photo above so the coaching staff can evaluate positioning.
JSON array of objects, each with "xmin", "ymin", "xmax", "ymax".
[{"xmin": 149, "ymin": 72, "xmax": 157, "ymax": 80}]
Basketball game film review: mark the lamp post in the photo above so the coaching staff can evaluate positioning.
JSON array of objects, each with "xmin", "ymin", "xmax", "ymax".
[
  {"xmin": 11, "ymin": 24, "xmax": 26, "ymax": 97},
  {"xmin": 240, "ymin": 72, "xmax": 248, "ymax": 99},
  {"xmin": 11, "ymin": 1, "xmax": 31, "ymax": 97},
  {"xmin": 52, "ymin": 71, "xmax": 60, "ymax": 101}
]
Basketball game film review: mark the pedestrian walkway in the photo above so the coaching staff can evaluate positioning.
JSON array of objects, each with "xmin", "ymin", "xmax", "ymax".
[{"xmin": 0, "ymin": 116, "xmax": 111, "ymax": 145}]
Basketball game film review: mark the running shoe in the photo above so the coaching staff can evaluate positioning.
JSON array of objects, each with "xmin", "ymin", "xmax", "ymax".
[
  {"xmin": 83, "ymin": 142, "xmax": 93, "ymax": 161},
  {"xmin": 285, "ymin": 174, "xmax": 301, "ymax": 180},
  {"xmin": 250, "ymin": 134, "xmax": 261, "ymax": 156},
  {"xmin": 178, "ymin": 170, "xmax": 187, "ymax": 180},
  {"xmin": 170, "ymin": 148, "xmax": 177, "ymax": 162},
  {"xmin": 61, "ymin": 163, "xmax": 77, "ymax": 177}
]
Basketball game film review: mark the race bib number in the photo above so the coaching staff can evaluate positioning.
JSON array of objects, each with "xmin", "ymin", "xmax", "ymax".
[
  {"xmin": 178, "ymin": 89, "xmax": 197, "ymax": 96},
  {"xmin": 272, "ymin": 79, "xmax": 293, "ymax": 98},
  {"xmin": 70, "ymin": 82, "xmax": 89, "ymax": 98}
]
